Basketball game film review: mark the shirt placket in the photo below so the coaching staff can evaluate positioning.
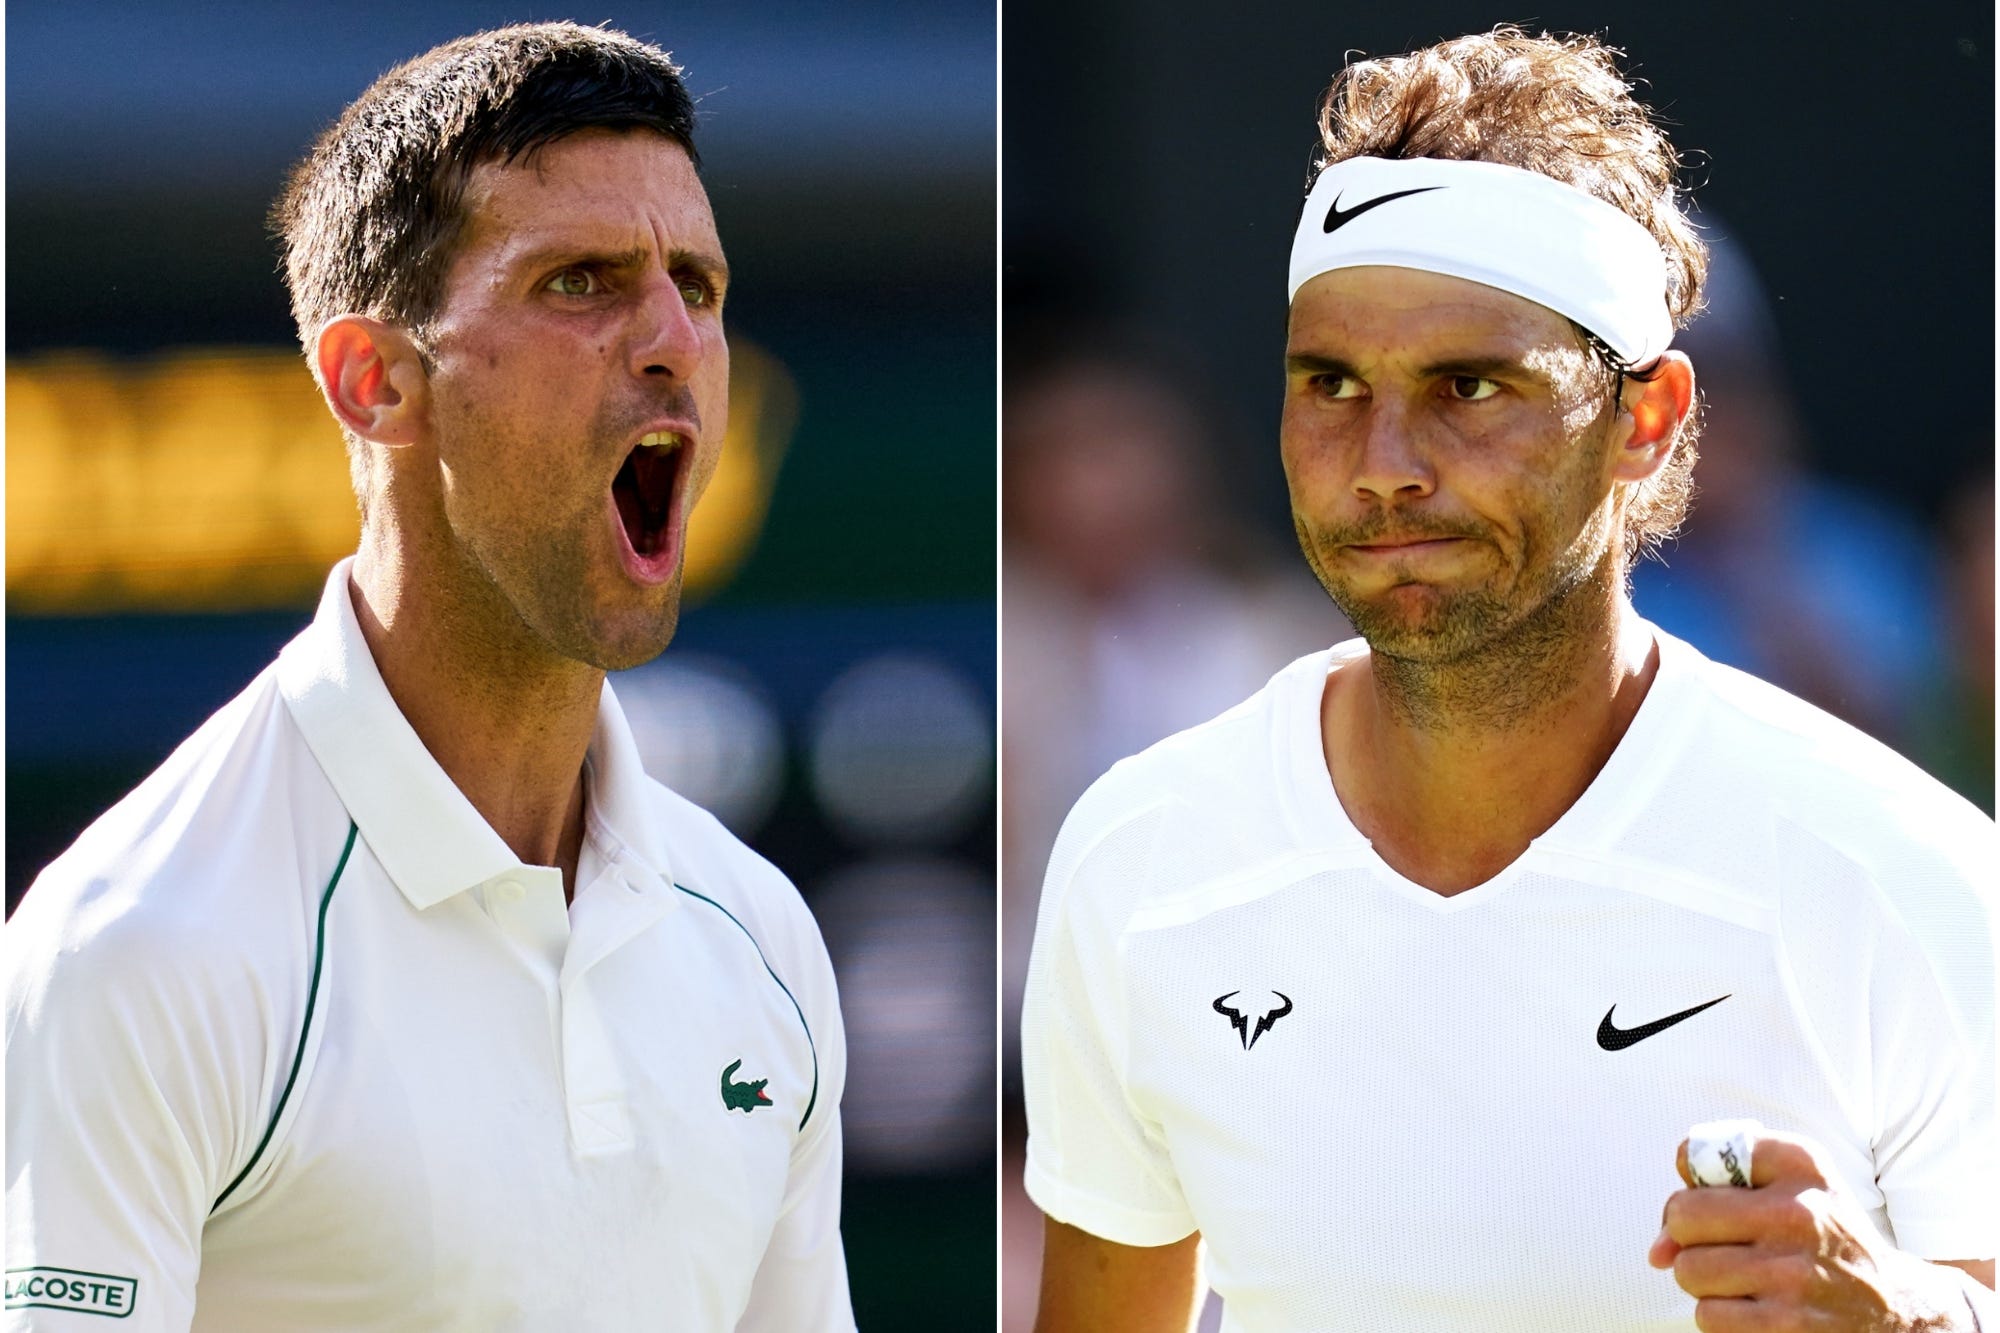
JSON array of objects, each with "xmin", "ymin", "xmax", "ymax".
[{"xmin": 557, "ymin": 855, "xmax": 677, "ymax": 1155}]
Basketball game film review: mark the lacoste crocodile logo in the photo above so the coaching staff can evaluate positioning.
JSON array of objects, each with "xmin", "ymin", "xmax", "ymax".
[
  {"xmin": 720, "ymin": 1058, "xmax": 773, "ymax": 1112},
  {"xmin": 1213, "ymin": 990, "xmax": 1293, "ymax": 1049}
]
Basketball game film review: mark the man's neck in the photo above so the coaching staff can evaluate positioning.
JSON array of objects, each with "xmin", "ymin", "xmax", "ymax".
[
  {"xmin": 1322, "ymin": 576, "xmax": 1659, "ymax": 896},
  {"xmin": 350, "ymin": 533, "xmax": 600, "ymax": 901}
]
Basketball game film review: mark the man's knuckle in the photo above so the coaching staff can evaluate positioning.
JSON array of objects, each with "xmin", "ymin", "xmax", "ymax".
[
  {"xmin": 1765, "ymin": 1134, "xmax": 1828, "ymax": 1186},
  {"xmin": 1769, "ymin": 1252, "xmax": 1814, "ymax": 1301},
  {"xmin": 1758, "ymin": 1193, "xmax": 1813, "ymax": 1244},
  {"xmin": 1692, "ymin": 1297, "xmax": 1744, "ymax": 1333},
  {"xmin": 1662, "ymin": 1190, "xmax": 1693, "ymax": 1233}
]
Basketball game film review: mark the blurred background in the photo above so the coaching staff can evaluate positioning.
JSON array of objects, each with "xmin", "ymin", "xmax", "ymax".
[
  {"xmin": 6, "ymin": 2, "xmax": 994, "ymax": 1325},
  {"xmin": 1001, "ymin": 2, "xmax": 1993, "ymax": 1327}
]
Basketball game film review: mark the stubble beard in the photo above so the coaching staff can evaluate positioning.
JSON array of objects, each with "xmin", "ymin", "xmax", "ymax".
[
  {"xmin": 1295, "ymin": 491, "xmax": 1623, "ymax": 735},
  {"xmin": 473, "ymin": 519, "xmax": 683, "ymax": 675},
  {"xmin": 430, "ymin": 405, "xmax": 685, "ymax": 679}
]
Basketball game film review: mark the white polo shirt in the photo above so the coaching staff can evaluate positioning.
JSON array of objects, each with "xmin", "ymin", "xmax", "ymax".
[
  {"xmin": 1023, "ymin": 630, "xmax": 1996, "ymax": 1333},
  {"xmin": 6, "ymin": 561, "xmax": 853, "ymax": 1331}
]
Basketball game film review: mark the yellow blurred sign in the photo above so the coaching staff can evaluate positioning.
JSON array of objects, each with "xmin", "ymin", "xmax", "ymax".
[{"xmin": 5, "ymin": 340, "xmax": 793, "ymax": 614}]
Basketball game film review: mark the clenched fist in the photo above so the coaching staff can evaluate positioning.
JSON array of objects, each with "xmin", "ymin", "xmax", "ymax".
[{"xmin": 1648, "ymin": 1129, "xmax": 1990, "ymax": 1332}]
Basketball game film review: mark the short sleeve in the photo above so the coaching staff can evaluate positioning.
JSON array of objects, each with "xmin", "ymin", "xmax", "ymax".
[
  {"xmin": 732, "ymin": 880, "xmax": 856, "ymax": 1332},
  {"xmin": 5, "ymin": 891, "xmax": 266, "ymax": 1332},
  {"xmin": 1866, "ymin": 859, "xmax": 1997, "ymax": 1260},
  {"xmin": 1020, "ymin": 797, "xmax": 1197, "ymax": 1246}
]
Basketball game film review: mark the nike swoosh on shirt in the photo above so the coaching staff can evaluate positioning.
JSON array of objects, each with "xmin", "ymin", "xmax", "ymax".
[
  {"xmin": 1596, "ymin": 995, "xmax": 1731, "ymax": 1050},
  {"xmin": 1323, "ymin": 185, "xmax": 1445, "ymax": 233}
]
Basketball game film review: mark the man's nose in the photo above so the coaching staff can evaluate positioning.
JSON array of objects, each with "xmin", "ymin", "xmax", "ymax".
[
  {"xmin": 628, "ymin": 276, "xmax": 705, "ymax": 381},
  {"xmin": 1348, "ymin": 399, "xmax": 1435, "ymax": 501}
]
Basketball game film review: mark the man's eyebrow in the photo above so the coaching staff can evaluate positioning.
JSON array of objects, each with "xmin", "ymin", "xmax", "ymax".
[
  {"xmin": 1415, "ymin": 354, "xmax": 1548, "ymax": 384},
  {"xmin": 1286, "ymin": 351, "xmax": 1552, "ymax": 383},
  {"xmin": 668, "ymin": 247, "xmax": 730, "ymax": 289},
  {"xmin": 507, "ymin": 243, "xmax": 730, "ymax": 288},
  {"xmin": 508, "ymin": 243, "xmax": 647, "ymax": 273},
  {"xmin": 1285, "ymin": 352, "xmax": 1360, "ymax": 377}
]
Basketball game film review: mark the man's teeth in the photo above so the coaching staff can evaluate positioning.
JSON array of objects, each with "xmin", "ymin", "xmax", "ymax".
[{"xmin": 638, "ymin": 431, "xmax": 684, "ymax": 450}]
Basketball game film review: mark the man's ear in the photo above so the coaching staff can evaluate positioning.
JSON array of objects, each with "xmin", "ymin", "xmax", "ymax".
[
  {"xmin": 314, "ymin": 315, "xmax": 429, "ymax": 446},
  {"xmin": 1609, "ymin": 350, "xmax": 1695, "ymax": 484}
]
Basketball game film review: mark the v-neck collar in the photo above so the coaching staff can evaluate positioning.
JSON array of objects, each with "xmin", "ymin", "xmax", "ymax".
[{"xmin": 1275, "ymin": 626, "xmax": 1705, "ymax": 910}]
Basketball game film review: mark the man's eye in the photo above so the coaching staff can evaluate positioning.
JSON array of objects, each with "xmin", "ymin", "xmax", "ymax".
[
  {"xmin": 1313, "ymin": 373, "xmax": 1363, "ymax": 399},
  {"xmin": 677, "ymin": 276, "xmax": 714, "ymax": 307},
  {"xmin": 1449, "ymin": 376, "xmax": 1499, "ymax": 401},
  {"xmin": 546, "ymin": 268, "xmax": 599, "ymax": 297}
]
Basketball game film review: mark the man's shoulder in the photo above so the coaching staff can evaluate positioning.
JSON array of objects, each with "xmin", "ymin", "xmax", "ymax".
[
  {"xmin": 1083, "ymin": 648, "xmax": 1323, "ymax": 821},
  {"xmin": 1669, "ymin": 644, "xmax": 1994, "ymax": 888},
  {"xmin": 632, "ymin": 774, "xmax": 830, "ymax": 968},
  {"xmin": 11, "ymin": 662, "xmax": 345, "ymax": 1001},
  {"xmin": 1043, "ymin": 649, "xmax": 1331, "ymax": 923}
]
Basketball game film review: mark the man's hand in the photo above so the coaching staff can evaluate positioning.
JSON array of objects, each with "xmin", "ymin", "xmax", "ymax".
[{"xmin": 1648, "ymin": 1129, "xmax": 1987, "ymax": 1331}]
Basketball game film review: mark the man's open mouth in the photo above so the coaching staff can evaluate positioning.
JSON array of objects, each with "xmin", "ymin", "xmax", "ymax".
[{"xmin": 612, "ymin": 431, "xmax": 684, "ymax": 557}]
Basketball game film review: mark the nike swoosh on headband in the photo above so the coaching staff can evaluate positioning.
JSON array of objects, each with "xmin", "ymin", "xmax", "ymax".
[{"xmin": 1323, "ymin": 185, "xmax": 1445, "ymax": 233}]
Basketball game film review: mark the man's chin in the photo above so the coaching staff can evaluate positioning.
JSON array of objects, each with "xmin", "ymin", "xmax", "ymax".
[
  {"xmin": 585, "ymin": 602, "xmax": 682, "ymax": 673},
  {"xmin": 1332, "ymin": 584, "xmax": 1510, "ymax": 664},
  {"xmin": 545, "ymin": 574, "xmax": 685, "ymax": 673}
]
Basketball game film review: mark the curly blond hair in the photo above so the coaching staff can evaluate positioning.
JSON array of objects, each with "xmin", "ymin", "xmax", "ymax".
[{"xmin": 1315, "ymin": 28, "xmax": 1706, "ymax": 564}]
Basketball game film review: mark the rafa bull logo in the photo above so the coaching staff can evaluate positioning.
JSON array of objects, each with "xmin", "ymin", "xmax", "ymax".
[{"xmin": 1213, "ymin": 990, "xmax": 1293, "ymax": 1050}]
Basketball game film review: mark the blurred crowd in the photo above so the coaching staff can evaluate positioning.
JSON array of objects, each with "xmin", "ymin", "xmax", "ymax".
[
  {"xmin": 998, "ymin": 235, "xmax": 1994, "ymax": 1329},
  {"xmin": 1629, "ymin": 231, "xmax": 1992, "ymax": 807}
]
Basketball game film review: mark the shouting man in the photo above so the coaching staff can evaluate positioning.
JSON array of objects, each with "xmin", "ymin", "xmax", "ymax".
[
  {"xmin": 7, "ymin": 24, "xmax": 851, "ymax": 1331},
  {"xmin": 1022, "ymin": 29, "xmax": 1994, "ymax": 1333}
]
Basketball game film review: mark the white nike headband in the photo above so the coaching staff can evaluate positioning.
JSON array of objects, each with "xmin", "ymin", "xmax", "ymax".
[{"xmin": 1288, "ymin": 156, "xmax": 1675, "ymax": 368}]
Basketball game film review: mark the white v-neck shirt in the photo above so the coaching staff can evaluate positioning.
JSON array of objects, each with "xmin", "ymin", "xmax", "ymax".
[
  {"xmin": 6, "ymin": 561, "xmax": 853, "ymax": 1331},
  {"xmin": 1022, "ymin": 631, "xmax": 1995, "ymax": 1333}
]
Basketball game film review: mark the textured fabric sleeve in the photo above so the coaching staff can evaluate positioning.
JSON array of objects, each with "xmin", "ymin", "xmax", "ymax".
[
  {"xmin": 734, "ymin": 886, "xmax": 855, "ymax": 1333},
  {"xmin": 1021, "ymin": 795, "xmax": 1197, "ymax": 1246},
  {"xmin": 1864, "ymin": 837, "xmax": 1998, "ymax": 1262},
  {"xmin": 4, "ymin": 889, "xmax": 267, "ymax": 1332}
]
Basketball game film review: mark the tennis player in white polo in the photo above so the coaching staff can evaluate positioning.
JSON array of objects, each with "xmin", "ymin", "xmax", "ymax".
[
  {"xmin": 6, "ymin": 24, "xmax": 852, "ymax": 1331},
  {"xmin": 1021, "ymin": 29, "xmax": 1995, "ymax": 1333}
]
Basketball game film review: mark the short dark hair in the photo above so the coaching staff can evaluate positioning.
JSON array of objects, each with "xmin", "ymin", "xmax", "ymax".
[{"xmin": 273, "ymin": 21, "xmax": 698, "ymax": 355}]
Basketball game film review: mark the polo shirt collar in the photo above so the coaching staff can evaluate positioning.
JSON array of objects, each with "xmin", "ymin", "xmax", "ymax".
[
  {"xmin": 277, "ymin": 559, "xmax": 677, "ymax": 910},
  {"xmin": 582, "ymin": 683, "xmax": 675, "ymax": 886}
]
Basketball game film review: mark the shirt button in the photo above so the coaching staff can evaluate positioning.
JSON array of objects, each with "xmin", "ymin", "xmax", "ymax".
[{"xmin": 494, "ymin": 878, "xmax": 525, "ymax": 904}]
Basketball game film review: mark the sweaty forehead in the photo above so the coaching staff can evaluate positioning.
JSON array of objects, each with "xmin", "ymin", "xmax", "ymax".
[
  {"xmin": 455, "ymin": 128, "xmax": 721, "ymax": 265},
  {"xmin": 1288, "ymin": 265, "xmax": 1581, "ymax": 362}
]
